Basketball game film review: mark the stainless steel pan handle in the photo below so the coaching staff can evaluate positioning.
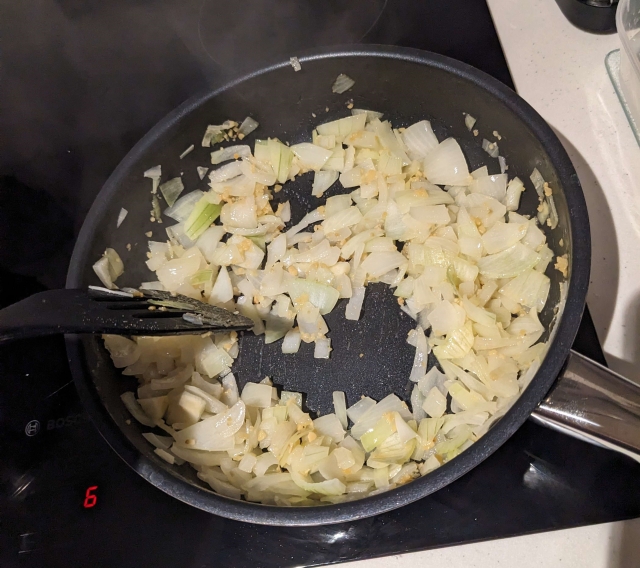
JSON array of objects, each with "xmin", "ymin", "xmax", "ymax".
[{"xmin": 530, "ymin": 350, "xmax": 640, "ymax": 462}]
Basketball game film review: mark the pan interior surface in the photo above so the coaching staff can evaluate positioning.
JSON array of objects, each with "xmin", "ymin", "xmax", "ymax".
[{"xmin": 66, "ymin": 47, "xmax": 589, "ymax": 526}]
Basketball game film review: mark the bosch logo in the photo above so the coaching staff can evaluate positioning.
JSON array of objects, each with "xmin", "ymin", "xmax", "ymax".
[
  {"xmin": 47, "ymin": 413, "xmax": 87, "ymax": 431},
  {"xmin": 25, "ymin": 420, "xmax": 40, "ymax": 437}
]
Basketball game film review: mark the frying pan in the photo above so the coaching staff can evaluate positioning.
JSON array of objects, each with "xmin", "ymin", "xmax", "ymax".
[{"xmin": 65, "ymin": 46, "xmax": 640, "ymax": 526}]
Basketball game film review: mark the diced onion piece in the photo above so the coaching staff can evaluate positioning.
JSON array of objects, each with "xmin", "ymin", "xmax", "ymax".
[
  {"xmin": 422, "ymin": 387, "xmax": 446, "ymax": 418},
  {"xmin": 361, "ymin": 251, "xmax": 406, "ymax": 278},
  {"xmin": 351, "ymin": 109, "xmax": 383, "ymax": 121},
  {"xmin": 238, "ymin": 116, "xmax": 259, "ymax": 136},
  {"xmin": 464, "ymin": 113, "xmax": 476, "ymax": 131},
  {"xmin": 210, "ymin": 145, "xmax": 251, "ymax": 165},
  {"xmin": 291, "ymin": 143, "xmax": 333, "ymax": 170},
  {"xmin": 333, "ymin": 391, "xmax": 348, "ymax": 429},
  {"xmin": 121, "ymin": 392, "xmax": 155, "ymax": 426},
  {"xmin": 138, "ymin": 396, "xmax": 169, "ymax": 420},
  {"xmin": 142, "ymin": 432, "xmax": 173, "ymax": 450},
  {"xmin": 505, "ymin": 177, "xmax": 525, "ymax": 211},
  {"xmin": 402, "ymin": 120, "xmax": 439, "ymax": 160},
  {"xmin": 290, "ymin": 57, "xmax": 302, "ymax": 72},
  {"xmin": 174, "ymin": 401, "xmax": 245, "ymax": 450},
  {"xmin": 317, "ymin": 114, "xmax": 366, "ymax": 137},
  {"xmin": 423, "ymin": 138, "xmax": 471, "ymax": 186},
  {"xmin": 332, "ymin": 73, "xmax": 355, "ymax": 94},
  {"xmin": 282, "ymin": 328, "xmax": 302, "ymax": 354},
  {"xmin": 312, "ymin": 170, "xmax": 339, "ymax": 197},
  {"xmin": 159, "ymin": 177, "xmax": 185, "ymax": 207},
  {"xmin": 481, "ymin": 221, "xmax": 527, "ymax": 254},
  {"xmin": 313, "ymin": 413, "xmax": 345, "ymax": 442},
  {"xmin": 482, "ymin": 138, "xmax": 499, "ymax": 158},
  {"xmin": 500, "ymin": 269, "xmax": 550, "ymax": 311},
  {"xmin": 408, "ymin": 327, "xmax": 430, "ymax": 382},
  {"xmin": 197, "ymin": 166, "xmax": 209, "ymax": 180},
  {"xmin": 314, "ymin": 337, "xmax": 331, "ymax": 359},
  {"xmin": 478, "ymin": 243, "xmax": 540, "ymax": 278},
  {"xmin": 288, "ymin": 278, "xmax": 339, "ymax": 314},
  {"xmin": 210, "ymin": 160, "xmax": 243, "ymax": 184},
  {"xmin": 154, "ymin": 448, "xmax": 175, "ymax": 464},
  {"xmin": 117, "ymin": 208, "xmax": 128, "ymax": 228},
  {"xmin": 164, "ymin": 190, "xmax": 204, "ymax": 222},
  {"xmin": 184, "ymin": 197, "xmax": 222, "ymax": 240},
  {"xmin": 144, "ymin": 165, "xmax": 161, "ymax": 193},
  {"xmin": 183, "ymin": 385, "xmax": 227, "ymax": 414},
  {"xmin": 470, "ymin": 174, "xmax": 507, "ymax": 202},
  {"xmin": 103, "ymin": 335, "xmax": 140, "ymax": 368},
  {"xmin": 241, "ymin": 382, "xmax": 273, "ymax": 408},
  {"xmin": 345, "ymin": 286, "xmax": 365, "ymax": 321},
  {"xmin": 93, "ymin": 248, "xmax": 124, "ymax": 290},
  {"xmin": 180, "ymin": 145, "xmax": 195, "ymax": 159},
  {"xmin": 202, "ymin": 121, "xmax": 235, "ymax": 147}
]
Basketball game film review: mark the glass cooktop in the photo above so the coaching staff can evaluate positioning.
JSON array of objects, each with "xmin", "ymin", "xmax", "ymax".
[{"xmin": 2, "ymin": 0, "xmax": 640, "ymax": 566}]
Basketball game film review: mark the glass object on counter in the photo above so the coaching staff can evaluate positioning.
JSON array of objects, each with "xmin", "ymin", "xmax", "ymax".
[{"xmin": 618, "ymin": 0, "xmax": 640, "ymax": 129}]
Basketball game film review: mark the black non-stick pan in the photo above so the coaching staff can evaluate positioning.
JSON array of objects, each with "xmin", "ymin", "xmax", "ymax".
[{"xmin": 65, "ymin": 46, "xmax": 640, "ymax": 526}]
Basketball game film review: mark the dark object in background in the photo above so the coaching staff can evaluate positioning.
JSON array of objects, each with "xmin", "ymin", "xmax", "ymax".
[
  {"xmin": 0, "ymin": 177, "xmax": 74, "ymax": 305},
  {"xmin": 555, "ymin": 0, "xmax": 619, "ymax": 33}
]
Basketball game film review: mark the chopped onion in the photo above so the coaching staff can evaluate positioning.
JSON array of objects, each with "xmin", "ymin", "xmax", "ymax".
[
  {"xmin": 312, "ymin": 170, "xmax": 338, "ymax": 197},
  {"xmin": 202, "ymin": 121, "xmax": 235, "ymax": 147},
  {"xmin": 197, "ymin": 166, "xmax": 209, "ymax": 180},
  {"xmin": 505, "ymin": 177, "xmax": 525, "ymax": 211},
  {"xmin": 482, "ymin": 138, "xmax": 500, "ymax": 158},
  {"xmin": 408, "ymin": 326, "xmax": 430, "ymax": 382},
  {"xmin": 241, "ymin": 382, "xmax": 273, "ymax": 408},
  {"xmin": 481, "ymin": 221, "xmax": 527, "ymax": 254},
  {"xmin": 313, "ymin": 413, "xmax": 345, "ymax": 442},
  {"xmin": 184, "ymin": 197, "xmax": 222, "ymax": 240},
  {"xmin": 117, "ymin": 208, "xmax": 128, "ymax": 228},
  {"xmin": 345, "ymin": 286, "xmax": 365, "ymax": 321},
  {"xmin": 121, "ymin": 392, "xmax": 155, "ymax": 426},
  {"xmin": 239, "ymin": 117, "xmax": 259, "ymax": 136},
  {"xmin": 332, "ymin": 73, "xmax": 355, "ymax": 94},
  {"xmin": 351, "ymin": 109, "xmax": 383, "ymax": 121},
  {"xmin": 478, "ymin": 243, "xmax": 540, "ymax": 278},
  {"xmin": 180, "ymin": 145, "xmax": 195, "ymax": 159},
  {"xmin": 464, "ymin": 113, "xmax": 476, "ymax": 131},
  {"xmin": 290, "ymin": 57, "xmax": 301, "ymax": 72},
  {"xmin": 159, "ymin": 177, "xmax": 185, "ymax": 207},
  {"xmin": 142, "ymin": 432, "xmax": 173, "ymax": 450},
  {"xmin": 164, "ymin": 190, "xmax": 204, "ymax": 222},
  {"xmin": 210, "ymin": 145, "xmax": 251, "ymax": 165},
  {"xmin": 423, "ymin": 138, "xmax": 471, "ymax": 186},
  {"xmin": 333, "ymin": 391, "xmax": 348, "ymax": 429},
  {"xmin": 105, "ymin": 106, "xmax": 556, "ymax": 506},
  {"xmin": 282, "ymin": 328, "xmax": 302, "ymax": 354},
  {"xmin": 314, "ymin": 337, "xmax": 331, "ymax": 359},
  {"xmin": 291, "ymin": 143, "xmax": 333, "ymax": 170},
  {"xmin": 209, "ymin": 161, "xmax": 243, "ymax": 184},
  {"xmin": 93, "ymin": 248, "xmax": 124, "ymax": 289},
  {"xmin": 402, "ymin": 120, "xmax": 439, "ymax": 160},
  {"xmin": 174, "ymin": 401, "xmax": 245, "ymax": 450},
  {"xmin": 144, "ymin": 165, "xmax": 161, "ymax": 193}
]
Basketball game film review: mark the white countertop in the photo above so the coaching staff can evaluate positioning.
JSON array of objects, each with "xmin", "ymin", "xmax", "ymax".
[{"xmin": 342, "ymin": 1, "xmax": 640, "ymax": 566}]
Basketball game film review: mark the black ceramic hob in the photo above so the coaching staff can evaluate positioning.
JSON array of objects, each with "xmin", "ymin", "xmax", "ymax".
[{"xmin": 2, "ymin": 1, "xmax": 640, "ymax": 566}]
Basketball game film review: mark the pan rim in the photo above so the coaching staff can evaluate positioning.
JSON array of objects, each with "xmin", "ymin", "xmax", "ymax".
[{"xmin": 66, "ymin": 44, "xmax": 590, "ymax": 526}]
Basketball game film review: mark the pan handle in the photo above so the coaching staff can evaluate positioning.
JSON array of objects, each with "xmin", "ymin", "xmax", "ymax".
[{"xmin": 530, "ymin": 350, "xmax": 640, "ymax": 462}]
